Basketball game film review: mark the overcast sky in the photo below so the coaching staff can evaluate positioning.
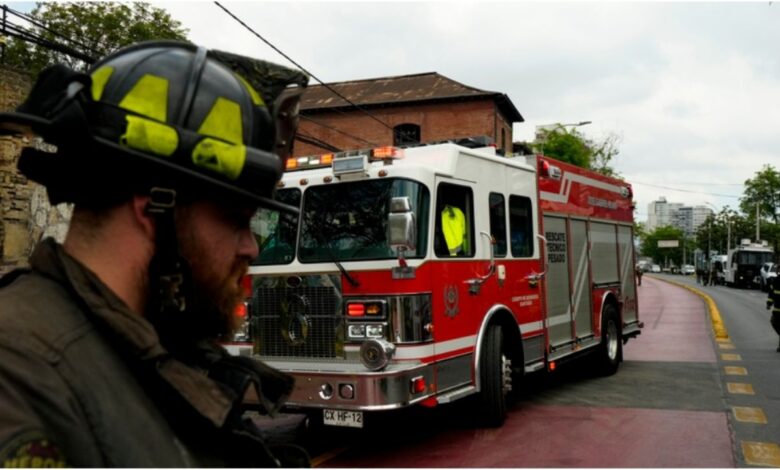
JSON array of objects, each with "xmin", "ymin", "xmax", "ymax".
[{"xmin": 22, "ymin": 1, "xmax": 780, "ymax": 221}]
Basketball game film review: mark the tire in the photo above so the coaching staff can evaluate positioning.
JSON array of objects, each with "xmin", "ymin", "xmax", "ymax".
[
  {"xmin": 596, "ymin": 303, "xmax": 622, "ymax": 376},
  {"xmin": 474, "ymin": 325, "xmax": 510, "ymax": 427}
]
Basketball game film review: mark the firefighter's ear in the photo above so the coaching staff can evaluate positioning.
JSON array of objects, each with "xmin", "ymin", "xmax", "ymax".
[{"xmin": 131, "ymin": 195, "xmax": 156, "ymax": 241}]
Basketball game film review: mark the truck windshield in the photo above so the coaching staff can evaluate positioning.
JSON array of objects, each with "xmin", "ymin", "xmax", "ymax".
[
  {"xmin": 736, "ymin": 251, "xmax": 773, "ymax": 266},
  {"xmin": 299, "ymin": 178, "xmax": 429, "ymax": 263}
]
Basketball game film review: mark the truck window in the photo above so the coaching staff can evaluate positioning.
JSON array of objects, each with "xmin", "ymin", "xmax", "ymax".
[
  {"xmin": 251, "ymin": 188, "xmax": 301, "ymax": 266},
  {"xmin": 434, "ymin": 183, "xmax": 474, "ymax": 258},
  {"xmin": 509, "ymin": 195, "xmax": 533, "ymax": 257},
  {"xmin": 489, "ymin": 192, "xmax": 507, "ymax": 257}
]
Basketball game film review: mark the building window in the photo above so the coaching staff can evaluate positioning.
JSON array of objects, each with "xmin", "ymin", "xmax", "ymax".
[
  {"xmin": 394, "ymin": 123, "xmax": 420, "ymax": 146},
  {"xmin": 501, "ymin": 128, "xmax": 506, "ymax": 154}
]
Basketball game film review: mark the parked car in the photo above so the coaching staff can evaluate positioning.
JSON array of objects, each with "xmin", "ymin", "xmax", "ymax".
[
  {"xmin": 759, "ymin": 262, "xmax": 777, "ymax": 291},
  {"xmin": 651, "ymin": 264, "xmax": 661, "ymax": 273},
  {"xmin": 682, "ymin": 264, "xmax": 695, "ymax": 275}
]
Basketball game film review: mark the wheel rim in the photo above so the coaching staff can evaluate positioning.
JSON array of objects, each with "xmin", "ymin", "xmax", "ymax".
[{"xmin": 606, "ymin": 319, "xmax": 619, "ymax": 361}]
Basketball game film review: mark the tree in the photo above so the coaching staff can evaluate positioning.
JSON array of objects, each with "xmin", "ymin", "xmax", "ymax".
[
  {"xmin": 539, "ymin": 128, "xmax": 592, "ymax": 169},
  {"xmin": 640, "ymin": 225, "xmax": 687, "ymax": 267},
  {"xmin": 740, "ymin": 165, "xmax": 780, "ymax": 225},
  {"xmin": 4, "ymin": 2, "xmax": 189, "ymax": 75},
  {"xmin": 589, "ymin": 132, "xmax": 622, "ymax": 178},
  {"xmin": 536, "ymin": 127, "xmax": 622, "ymax": 178}
]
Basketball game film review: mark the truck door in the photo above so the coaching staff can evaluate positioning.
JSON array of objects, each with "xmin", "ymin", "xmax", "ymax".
[
  {"xmin": 617, "ymin": 225, "xmax": 638, "ymax": 325},
  {"xmin": 543, "ymin": 215, "xmax": 574, "ymax": 349}
]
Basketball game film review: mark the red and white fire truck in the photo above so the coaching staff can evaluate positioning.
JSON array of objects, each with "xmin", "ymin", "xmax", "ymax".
[{"xmin": 229, "ymin": 138, "xmax": 641, "ymax": 428}]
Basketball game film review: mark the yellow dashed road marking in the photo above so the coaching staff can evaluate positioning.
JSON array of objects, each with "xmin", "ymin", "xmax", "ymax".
[
  {"xmin": 719, "ymin": 343, "xmax": 736, "ymax": 350},
  {"xmin": 727, "ymin": 383, "xmax": 755, "ymax": 395},
  {"xmin": 312, "ymin": 447, "xmax": 349, "ymax": 468},
  {"xmin": 722, "ymin": 353, "xmax": 742, "ymax": 361},
  {"xmin": 733, "ymin": 407, "xmax": 768, "ymax": 424},
  {"xmin": 742, "ymin": 441, "xmax": 780, "ymax": 467},
  {"xmin": 725, "ymin": 366, "xmax": 748, "ymax": 376}
]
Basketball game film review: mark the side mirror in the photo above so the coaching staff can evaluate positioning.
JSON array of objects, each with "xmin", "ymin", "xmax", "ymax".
[{"xmin": 387, "ymin": 196, "xmax": 416, "ymax": 251}]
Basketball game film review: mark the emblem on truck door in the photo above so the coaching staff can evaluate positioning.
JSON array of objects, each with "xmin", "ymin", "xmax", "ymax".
[
  {"xmin": 280, "ymin": 294, "xmax": 311, "ymax": 346},
  {"xmin": 444, "ymin": 285, "xmax": 459, "ymax": 318}
]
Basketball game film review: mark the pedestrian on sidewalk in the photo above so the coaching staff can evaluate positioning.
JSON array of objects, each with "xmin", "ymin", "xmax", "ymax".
[
  {"xmin": 767, "ymin": 274, "xmax": 780, "ymax": 352},
  {"xmin": 636, "ymin": 264, "xmax": 643, "ymax": 286},
  {"xmin": 0, "ymin": 41, "xmax": 310, "ymax": 467}
]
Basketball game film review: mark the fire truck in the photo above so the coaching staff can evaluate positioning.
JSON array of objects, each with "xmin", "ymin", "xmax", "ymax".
[{"xmin": 229, "ymin": 138, "xmax": 641, "ymax": 428}]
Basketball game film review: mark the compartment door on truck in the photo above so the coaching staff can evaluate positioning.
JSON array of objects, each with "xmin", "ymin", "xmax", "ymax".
[
  {"xmin": 543, "ymin": 215, "xmax": 574, "ymax": 349},
  {"xmin": 570, "ymin": 219, "xmax": 593, "ymax": 338},
  {"xmin": 618, "ymin": 225, "xmax": 638, "ymax": 325}
]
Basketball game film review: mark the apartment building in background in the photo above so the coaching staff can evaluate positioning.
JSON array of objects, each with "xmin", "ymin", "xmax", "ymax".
[{"xmin": 646, "ymin": 196, "xmax": 713, "ymax": 236}]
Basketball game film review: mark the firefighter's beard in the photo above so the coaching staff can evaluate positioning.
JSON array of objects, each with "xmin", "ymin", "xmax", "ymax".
[{"xmin": 148, "ymin": 248, "xmax": 248, "ymax": 351}]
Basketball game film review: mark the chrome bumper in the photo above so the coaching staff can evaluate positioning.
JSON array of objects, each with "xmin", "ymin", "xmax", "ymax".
[{"xmin": 263, "ymin": 359, "xmax": 436, "ymax": 411}]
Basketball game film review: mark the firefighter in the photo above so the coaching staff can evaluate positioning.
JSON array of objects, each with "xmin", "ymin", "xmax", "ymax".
[
  {"xmin": 0, "ymin": 41, "xmax": 310, "ymax": 467},
  {"xmin": 442, "ymin": 204, "xmax": 467, "ymax": 255},
  {"xmin": 767, "ymin": 274, "xmax": 780, "ymax": 352}
]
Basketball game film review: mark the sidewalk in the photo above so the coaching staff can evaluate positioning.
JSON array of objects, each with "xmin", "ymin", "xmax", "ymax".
[{"xmin": 624, "ymin": 275, "xmax": 717, "ymax": 363}]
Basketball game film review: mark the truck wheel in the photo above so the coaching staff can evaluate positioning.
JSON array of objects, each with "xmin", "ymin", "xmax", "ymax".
[
  {"xmin": 475, "ymin": 325, "xmax": 510, "ymax": 427},
  {"xmin": 596, "ymin": 304, "xmax": 622, "ymax": 376}
]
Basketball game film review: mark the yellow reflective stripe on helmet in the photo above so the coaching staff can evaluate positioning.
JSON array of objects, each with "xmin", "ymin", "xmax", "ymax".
[
  {"xmin": 121, "ymin": 116, "xmax": 178, "ymax": 157},
  {"xmin": 197, "ymin": 97, "xmax": 243, "ymax": 145},
  {"xmin": 234, "ymin": 73, "xmax": 264, "ymax": 106},
  {"xmin": 192, "ymin": 138, "xmax": 246, "ymax": 180},
  {"xmin": 118, "ymin": 74, "xmax": 169, "ymax": 122},
  {"xmin": 90, "ymin": 66, "xmax": 114, "ymax": 101}
]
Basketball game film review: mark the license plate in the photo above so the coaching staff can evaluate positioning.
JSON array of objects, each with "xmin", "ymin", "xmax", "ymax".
[{"xmin": 323, "ymin": 409, "xmax": 363, "ymax": 428}]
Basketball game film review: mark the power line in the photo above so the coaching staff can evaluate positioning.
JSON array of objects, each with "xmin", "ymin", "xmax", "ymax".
[
  {"xmin": 4, "ymin": 5, "xmax": 100, "ymax": 58},
  {"xmin": 213, "ymin": 2, "xmax": 412, "ymax": 143},
  {"xmin": 631, "ymin": 181, "xmax": 741, "ymax": 199}
]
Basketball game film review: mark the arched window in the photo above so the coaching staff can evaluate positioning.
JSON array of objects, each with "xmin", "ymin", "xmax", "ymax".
[{"xmin": 394, "ymin": 123, "xmax": 420, "ymax": 146}]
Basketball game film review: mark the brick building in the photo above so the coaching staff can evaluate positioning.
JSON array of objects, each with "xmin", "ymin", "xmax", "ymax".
[{"xmin": 294, "ymin": 72, "xmax": 523, "ymax": 157}]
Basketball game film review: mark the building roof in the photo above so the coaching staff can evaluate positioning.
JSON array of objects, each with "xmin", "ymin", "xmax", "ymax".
[{"xmin": 299, "ymin": 72, "xmax": 523, "ymax": 123}]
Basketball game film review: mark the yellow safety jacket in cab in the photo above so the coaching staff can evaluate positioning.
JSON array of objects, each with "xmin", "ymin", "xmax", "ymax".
[{"xmin": 442, "ymin": 205, "xmax": 467, "ymax": 256}]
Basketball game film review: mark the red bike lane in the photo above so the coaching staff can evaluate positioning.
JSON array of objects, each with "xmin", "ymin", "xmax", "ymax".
[{"xmin": 318, "ymin": 275, "xmax": 734, "ymax": 468}]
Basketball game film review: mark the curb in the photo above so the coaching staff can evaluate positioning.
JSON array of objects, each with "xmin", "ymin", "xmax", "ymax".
[{"xmin": 650, "ymin": 276, "xmax": 729, "ymax": 340}]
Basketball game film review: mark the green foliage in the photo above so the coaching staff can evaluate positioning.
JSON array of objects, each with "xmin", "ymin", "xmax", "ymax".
[
  {"xmin": 4, "ymin": 2, "xmax": 189, "ymax": 75},
  {"xmin": 640, "ymin": 225, "xmax": 693, "ymax": 266},
  {"xmin": 541, "ymin": 129, "xmax": 592, "ymax": 168},
  {"xmin": 537, "ymin": 127, "xmax": 622, "ymax": 178},
  {"xmin": 740, "ymin": 165, "xmax": 780, "ymax": 225}
]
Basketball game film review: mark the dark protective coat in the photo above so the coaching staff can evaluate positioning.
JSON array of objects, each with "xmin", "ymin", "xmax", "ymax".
[
  {"xmin": 0, "ymin": 238, "xmax": 304, "ymax": 467},
  {"xmin": 768, "ymin": 275, "xmax": 780, "ymax": 336}
]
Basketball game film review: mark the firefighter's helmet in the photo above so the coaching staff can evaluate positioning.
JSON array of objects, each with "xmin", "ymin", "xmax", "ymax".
[{"xmin": 0, "ymin": 40, "xmax": 307, "ymax": 212}]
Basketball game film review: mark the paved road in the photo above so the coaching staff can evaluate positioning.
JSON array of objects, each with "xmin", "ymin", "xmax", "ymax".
[
  {"xmin": 293, "ymin": 275, "xmax": 739, "ymax": 468},
  {"xmin": 650, "ymin": 273, "xmax": 780, "ymax": 467}
]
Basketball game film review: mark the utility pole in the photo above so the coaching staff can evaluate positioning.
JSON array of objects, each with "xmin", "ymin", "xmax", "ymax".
[{"xmin": 756, "ymin": 202, "xmax": 760, "ymax": 241}]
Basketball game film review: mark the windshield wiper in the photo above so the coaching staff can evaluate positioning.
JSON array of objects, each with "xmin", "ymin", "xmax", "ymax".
[{"xmin": 307, "ymin": 218, "xmax": 360, "ymax": 288}]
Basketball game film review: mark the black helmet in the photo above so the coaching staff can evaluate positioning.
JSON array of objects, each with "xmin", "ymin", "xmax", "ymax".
[{"xmin": 0, "ymin": 40, "xmax": 307, "ymax": 213}]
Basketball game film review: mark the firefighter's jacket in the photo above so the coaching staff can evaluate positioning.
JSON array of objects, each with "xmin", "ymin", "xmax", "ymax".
[
  {"xmin": 0, "ymin": 238, "xmax": 303, "ymax": 467},
  {"xmin": 769, "ymin": 275, "xmax": 780, "ymax": 314},
  {"xmin": 441, "ymin": 205, "xmax": 467, "ymax": 255}
]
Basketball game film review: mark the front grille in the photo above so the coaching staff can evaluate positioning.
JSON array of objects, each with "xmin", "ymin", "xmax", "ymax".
[{"xmin": 252, "ymin": 286, "xmax": 344, "ymax": 359}]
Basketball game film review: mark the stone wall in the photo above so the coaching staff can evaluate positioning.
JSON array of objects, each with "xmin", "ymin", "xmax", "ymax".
[{"xmin": 0, "ymin": 65, "xmax": 72, "ymax": 276}]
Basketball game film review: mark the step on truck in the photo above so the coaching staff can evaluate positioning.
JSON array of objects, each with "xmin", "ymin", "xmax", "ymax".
[{"xmin": 228, "ymin": 139, "xmax": 642, "ymax": 428}]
